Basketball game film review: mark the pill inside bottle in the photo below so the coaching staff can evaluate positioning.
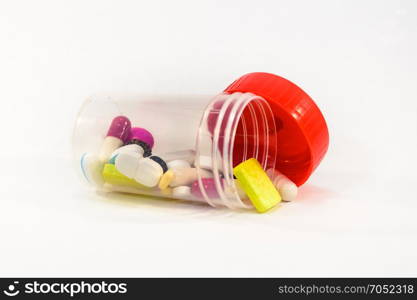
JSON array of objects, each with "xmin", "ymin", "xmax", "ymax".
[{"xmin": 72, "ymin": 72, "xmax": 329, "ymax": 211}]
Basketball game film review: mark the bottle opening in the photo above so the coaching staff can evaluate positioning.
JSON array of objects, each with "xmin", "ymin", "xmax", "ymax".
[{"xmin": 195, "ymin": 92, "xmax": 277, "ymax": 209}]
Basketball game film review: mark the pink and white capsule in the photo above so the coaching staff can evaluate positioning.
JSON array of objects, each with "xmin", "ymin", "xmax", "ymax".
[{"xmin": 99, "ymin": 116, "xmax": 131, "ymax": 162}]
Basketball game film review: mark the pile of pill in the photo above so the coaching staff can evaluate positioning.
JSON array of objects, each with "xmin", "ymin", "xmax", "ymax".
[{"xmin": 81, "ymin": 116, "xmax": 298, "ymax": 213}]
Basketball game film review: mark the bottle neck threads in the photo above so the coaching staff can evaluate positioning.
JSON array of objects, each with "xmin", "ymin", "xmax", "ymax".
[{"xmin": 195, "ymin": 92, "xmax": 278, "ymax": 209}]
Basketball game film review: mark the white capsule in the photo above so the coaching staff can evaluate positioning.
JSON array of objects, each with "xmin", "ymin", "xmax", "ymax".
[
  {"xmin": 80, "ymin": 153, "xmax": 104, "ymax": 186},
  {"xmin": 115, "ymin": 152, "xmax": 142, "ymax": 178},
  {"xmin": 266, "ymin": 169, "xmax": 298, "ymax": 202},
  {"xmin": 169, "ymin": 167, "xmax": 213, "ymax": 187},
  {"xmin": 167, "ymin": 159, "xmax": 191, "ymax": 170},
  {"xmin": 134, "ymin": 157, "xmax": 164, "ymax": 187},
  {"xmin": 110, "ymin": 144, "xmax": 144, "ymax": 158},
  {"xmin": 172, "ymin": 186, "xmax": 191, "ymax": 198},
  {"xmin": 99, "ymin": 136, "xmax": 124, "ymax": 162}
]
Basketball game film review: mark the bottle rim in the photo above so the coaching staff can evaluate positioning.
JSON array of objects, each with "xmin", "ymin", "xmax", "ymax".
[{"xmin": 195, "ymin": 92, "xmax": 277, "ymax": 209}]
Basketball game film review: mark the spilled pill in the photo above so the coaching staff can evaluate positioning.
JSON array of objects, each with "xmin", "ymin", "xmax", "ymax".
[
  {"xmin": 233, "ymin": 158, "xmax": 281, "ymax": 213},
  {"xmin": 99, "ymin": 116, "xmax": 131, "ymax": 162}
]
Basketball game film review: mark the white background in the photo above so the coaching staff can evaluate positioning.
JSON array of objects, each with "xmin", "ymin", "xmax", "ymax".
[{"xmin": 0, "ymin": 0, "xmax": 416, "ymax": 277}]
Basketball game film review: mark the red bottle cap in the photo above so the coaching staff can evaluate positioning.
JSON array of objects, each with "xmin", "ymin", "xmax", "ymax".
[{"xmin": 224, "ymin": 72, "xmax": 329, "ymax": 186}]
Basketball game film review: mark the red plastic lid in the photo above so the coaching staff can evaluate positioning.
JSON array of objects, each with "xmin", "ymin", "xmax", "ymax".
[{"xmin": 224, "ymin": 72, "xmax": 329, "ymax": 186}]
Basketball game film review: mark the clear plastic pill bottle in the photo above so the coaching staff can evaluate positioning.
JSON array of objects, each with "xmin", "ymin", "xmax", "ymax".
[{"xmin": 72, "ymin": 72, "xmax": 329, "ymax": 210}]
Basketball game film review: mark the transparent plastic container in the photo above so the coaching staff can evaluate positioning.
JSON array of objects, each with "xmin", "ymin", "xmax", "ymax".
[{"xmin": 72, "ymin": 72, "xmax": 329, "ymax": 210}]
